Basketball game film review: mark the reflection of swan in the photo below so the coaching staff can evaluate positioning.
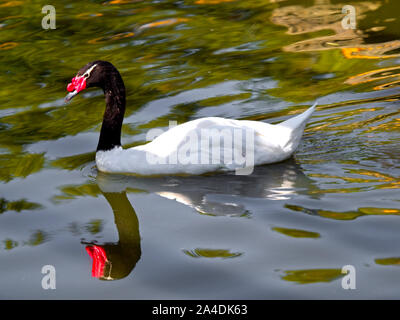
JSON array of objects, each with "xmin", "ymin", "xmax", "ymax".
[
  {"xmin": 84, "ymin": 191, "xmax": 141, "ymax": 281},
  {"xmin": 96, "ymin": 158, "xmax": 319, "ymax": 217}
]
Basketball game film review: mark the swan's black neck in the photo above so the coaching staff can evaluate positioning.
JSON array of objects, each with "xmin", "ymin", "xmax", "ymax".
[{"xmin": 96, "ymin": 68, "xmax": 126, "ymax": 152}]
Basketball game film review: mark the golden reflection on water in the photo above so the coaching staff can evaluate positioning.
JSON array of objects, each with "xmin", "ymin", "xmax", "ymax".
[
  {"xmin": 87, "ymin": 18, "xmax": 190, "ymax": 44},
  {"xmin": 341, "ymin": 42, "xmax": 400, "ymax": 60},
  {"xmin": 286, "ymin": 204, "xmax": 400, "ymax": 221},
  {"xmin": 183, "ymin": 248, "xmax": 242, "ymax": 259},
  {"xmin": 0, "ymin": 1, "xmax": 23, "ymax": 8},
  {"xmin": 88, "ymin": 32, "xmax": 135, "ymax": 44},
  {"xmin": 375, "ymin": 257, "xmax": 400, "ymax": 266},
  {"xmin": 272, "ymin": 227, "xmax": 320, "ymax": 239},
  {"xmin": 0, "ymin": 42, "xmax": 17, "ymax": 50},
  {"xmin": 106, "ymin": 0, "xmax": 143, "ymax": 5},
  {"xmin": 308, "ymin": 168, "xmax": 400, "ymax": 191},
  {"xmin": 281, "ymin": 268, "xmax": 342, "ymax": 284},
  {"xmin": 270, "ymin": 0, "xmax": 400, "ymax": 93},
  {"xmin": 271, "ymin": 1, "xmax": 380, "ymax": 53},
  {"xmin": 195, "ymin": 0, "xmax": 236, "ymax": 4},
  {"xmin": 139, "ymin": 18, "xmax": 189, "ymax": 30},
  {"xmin": 346, "ymin": 65, "xmax": 400, "ymax": 91}
]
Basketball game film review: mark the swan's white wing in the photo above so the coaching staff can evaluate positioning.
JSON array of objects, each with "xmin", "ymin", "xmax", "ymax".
[{"xmin": 137, "ymin": 117, "xmax": 292, "ymax": 171}]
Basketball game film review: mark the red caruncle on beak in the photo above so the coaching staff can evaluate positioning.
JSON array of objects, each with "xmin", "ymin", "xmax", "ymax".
[{"xmin": 67, "ymin": 75, "xmax": 86, "ymax": 93}]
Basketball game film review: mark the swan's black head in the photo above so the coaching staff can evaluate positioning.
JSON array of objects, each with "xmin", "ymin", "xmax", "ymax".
[
  {"xmin": 65, "ymin": 60, "xmax": 121, "ymax": 102},
  {"xmin": 65, "ymin": 60, "xmax": 126, "ymax": 152}
]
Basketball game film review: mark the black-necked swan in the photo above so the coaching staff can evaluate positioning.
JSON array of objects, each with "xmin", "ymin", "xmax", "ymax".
[{"xmin": 65, "ymin": 60, "xmax": 316, "ymax": 175}]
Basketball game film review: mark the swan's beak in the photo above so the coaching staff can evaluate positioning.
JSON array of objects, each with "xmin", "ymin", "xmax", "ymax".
[
  {"xmin": 65, "ymin": 90, "xmax": 78, "ymax": 102},
  {"xmin": 65, "ymin": 75, "xmax": 86, "ymax": 103}
]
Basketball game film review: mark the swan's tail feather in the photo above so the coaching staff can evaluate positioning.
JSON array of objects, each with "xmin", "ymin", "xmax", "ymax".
[
  {"xmin": 278, "ymin": 102, "xmax": 317, "ymax": 152},
  {"xmin": 280, "ymin": 101, "xmax": 317, "ymax": 131}
]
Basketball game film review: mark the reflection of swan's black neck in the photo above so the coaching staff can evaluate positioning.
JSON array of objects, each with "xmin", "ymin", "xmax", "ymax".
[
  {"xmin": 96, "ymin": 65, "xmax": 126, "ymax": 152},
  {"xmin": 103, "ymin": 192, "xmax": 140, "ymax": 246},
  {"xmin": 90, "ymin": 191, "xmax": 141, "ymax": 281}
]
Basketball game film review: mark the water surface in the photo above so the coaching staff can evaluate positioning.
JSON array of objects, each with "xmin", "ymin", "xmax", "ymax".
[{"xmin": 0, "ymin": 0, "xmax": 399, "ymax": 299}]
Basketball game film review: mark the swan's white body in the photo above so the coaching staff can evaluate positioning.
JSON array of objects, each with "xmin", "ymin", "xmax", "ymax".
[{"xmin": 96, "ymin": 103, "xmax": 316, "ymax": 175}]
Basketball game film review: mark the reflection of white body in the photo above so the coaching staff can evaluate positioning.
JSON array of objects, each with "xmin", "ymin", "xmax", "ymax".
[
  {"xmin": 96, "ymin": 157, "xmax": 318, "ymax": 217},
  {"xmin": 96, "ymin": 103, "xmax": 316, "ymax": 176}
]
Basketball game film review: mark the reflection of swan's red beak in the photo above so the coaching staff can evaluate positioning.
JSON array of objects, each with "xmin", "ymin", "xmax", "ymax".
[
  {"xmin": 65, "ymin": 76, "xmax": 86, "ymax": 102},
  {"xmin": 86, "ymin": 245, "xmax": 107, "ymax": 278}
]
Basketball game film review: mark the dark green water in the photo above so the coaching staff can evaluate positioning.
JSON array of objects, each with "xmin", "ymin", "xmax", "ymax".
[{"xmin": 0, "ymin": 0, "xmax": 399, "ymax": 299}]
